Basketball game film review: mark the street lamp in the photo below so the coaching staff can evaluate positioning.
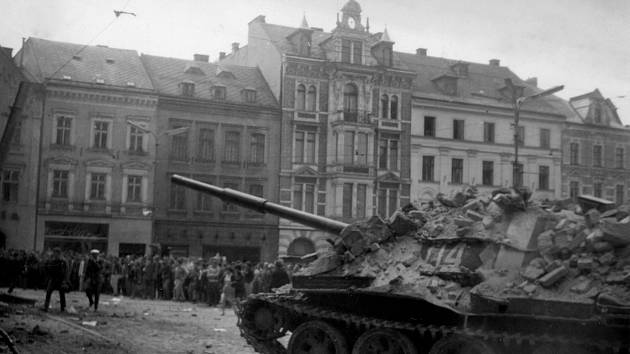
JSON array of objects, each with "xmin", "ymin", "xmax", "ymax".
[
  {"xmin": 125, "ymin": 120, "xmax": 189, "ymax": 216},
  {"xmin": 504, "ymin": 79, "xmax": 563, "ymax": 188}
]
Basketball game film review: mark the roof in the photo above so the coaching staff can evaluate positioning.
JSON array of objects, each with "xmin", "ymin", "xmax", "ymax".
[
  {"xmin": 258, "ymin": 22, "xmax": 331, "ymax": 59},
  {"xmin": 18, "ymin": 37, "xmax": 153, "ymax": 89},
  {"xmin": 396, "ymin": 52, "xmax": 561, "ymax": 115},
  {"xmin": 140, "ymin": 54, "xmax": 277, "ymax": 106}
]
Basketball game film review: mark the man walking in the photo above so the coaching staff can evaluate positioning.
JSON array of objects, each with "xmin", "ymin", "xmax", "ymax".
[
  {"xmin": 84, "ymin": 249, "xmax": 102, "ymax": 311},
  {"xmin": 42, "ymin": 248, "xmax": 68, "ymax": 312}
]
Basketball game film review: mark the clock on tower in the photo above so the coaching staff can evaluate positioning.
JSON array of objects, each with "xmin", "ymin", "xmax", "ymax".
[{"xmin": 348, "ymin": 17, "xmax": 356, "ymax": 29}]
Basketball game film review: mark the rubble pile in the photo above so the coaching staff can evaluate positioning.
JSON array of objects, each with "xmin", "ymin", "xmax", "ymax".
[{"xmin": 298, "ymin": 188, "xmax": 630, "ymax": 312}]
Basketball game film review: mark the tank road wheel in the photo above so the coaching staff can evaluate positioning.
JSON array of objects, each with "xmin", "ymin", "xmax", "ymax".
[
  {"xmin": 352, "ymin": 328, "xmax": 418, "ymax": 354},
  {"xmin": 288, "ymin": 320, "xmax": 348, "ymax": 354},
  {"xmin": 429, "ymin": 335, "xmax": 499, "ymax": 354}
]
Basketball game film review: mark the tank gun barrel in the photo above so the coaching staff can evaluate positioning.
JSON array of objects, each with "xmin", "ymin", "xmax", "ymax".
[{"xmin": 171, "ymin": 174, "xmax": 348, "ymax": 235}]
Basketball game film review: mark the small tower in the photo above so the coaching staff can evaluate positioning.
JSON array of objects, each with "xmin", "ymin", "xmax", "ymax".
[{"xmin": 339, "ymin": 0, "xmax": 363, "ymax": 31}]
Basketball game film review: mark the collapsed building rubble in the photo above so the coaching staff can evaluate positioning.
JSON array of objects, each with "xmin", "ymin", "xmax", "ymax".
[{"xmin": 298, "ymin": 188, "xmax": 630, "ymax": 313}]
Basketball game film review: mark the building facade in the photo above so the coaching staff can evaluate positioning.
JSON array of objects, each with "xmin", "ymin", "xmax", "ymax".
[
  {"xmin": 561, "ymin": 90, "xmax": 630, "ymax": 204},
  {"xmin": 401, "ymin": 54, "xmax": 565, "ymax": 202},
  {"xmin": 18, "ymin": 38, "xmax": 158, "ymax": 255},
  {"xmin": 141, "ymin": 54, "xmax": 281, "ymax": 261},
  {"xmin": 222, "ymin": 0, "xmax": 415, "ymax": 257},
  {"xmin": 0, "ymin": 46, "xmax": 44, "ymax": 250}
]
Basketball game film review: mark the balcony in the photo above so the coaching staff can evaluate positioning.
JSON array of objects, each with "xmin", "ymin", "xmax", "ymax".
[
  {"xmin": 294, "ymin": 110, "xmax": 319, "ymax": 122},
  {"xmin": 377, "ymin": 118, "xmax": 401, "ymax": 131},
  {"xmin": 331, "ymin": 110, "xmax": 374, "ymax": 126}
]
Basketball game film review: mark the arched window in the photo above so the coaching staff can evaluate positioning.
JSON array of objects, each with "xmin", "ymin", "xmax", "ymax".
[
  {"xmin": 287, "ymin": 237, "xmax": 316, "ymax": 257},
  {"xmin": 390, "ymin": 95, "xmax": 399, "ymax": 119},
  {"xmin": 381, "ymin": 94, "xmax": 389, "ymax": 118},
  {"xmin": 306, "ymin": 85, "xmax": 317, "ymax": 111},
  {"xmin": 296, "ymin": 84, "xmax": 306, "ymax": 110},
  {"xmin": 343, "ymin": 83, "xmax": 358, "ymax": 122}
]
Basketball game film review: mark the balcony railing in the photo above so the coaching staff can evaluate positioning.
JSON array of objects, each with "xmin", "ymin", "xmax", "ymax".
[{"xmin": 333, "ymin": 110, "xmax": 373, "ymax": 125}]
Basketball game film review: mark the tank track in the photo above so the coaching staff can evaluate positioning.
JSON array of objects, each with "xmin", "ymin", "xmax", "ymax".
[{"xmin": 237, "ymin": 293, "xmax": 628, "ymax": 354}]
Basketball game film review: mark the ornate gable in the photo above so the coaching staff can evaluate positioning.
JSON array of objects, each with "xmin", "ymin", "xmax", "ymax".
[
  {"xmin": 45, "ymin": 156, "xmax": 78, "ymax": 166},
  {"xmin": 294, "ymin": 166, "xmax": 319, "ymax": 177}
]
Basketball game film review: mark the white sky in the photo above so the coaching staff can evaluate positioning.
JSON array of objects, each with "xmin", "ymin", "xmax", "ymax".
[{"xmin": 3, "ymin": 0, "xmax": 629, "ymax": 124}]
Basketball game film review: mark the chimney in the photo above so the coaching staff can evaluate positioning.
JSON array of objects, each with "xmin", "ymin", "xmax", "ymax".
[
  {"xmin": 219, "ymin": 52, "xmax": 226, "ymax": 60},
  {"xmin": 489, "ymin": 59, "xmax": 500, "ymax": 66},
  {"xmin": 0, "ymin": 47, "xmax": 13, "ymax": 57},
  {"xmin": 416, "ymin": 48, "xmax": 427, "ymax": 56},
  {"xmin": 193, "ymin": 54, "xmax": 209, "ymax": 62},
  {"xmin": 231, "ymin": 42, "xmax": 240, "ymax": 53},
  {"xmin": 525, "ymin": 77, "xmax": 538, "ymax": 87}
]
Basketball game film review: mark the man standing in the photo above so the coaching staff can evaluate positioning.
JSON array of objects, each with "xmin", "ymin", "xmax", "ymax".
[
  {"xmin": 42, "ymin": 248, "xmax": 68, "ymax": 312},
  {"xmin": 84, "ymin": 249, "xmax": 102, "ymax": 311}
]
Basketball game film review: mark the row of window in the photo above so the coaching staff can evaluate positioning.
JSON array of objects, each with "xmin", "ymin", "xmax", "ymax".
[
  {"xmin": 328, "ymin": 131, "xmax": 400, "ymax": 170},
  {"xmin": 169, "ymin": 181, "xmax": 263, "ymax": 212},
  {"xmin": 180, "ymin": 82, "xmax": 257, "ymax": 103},
  {"xmin": 569, "ymin": 142, "xmax": 625, "ymax": 169},
  {"xmin": 569, "ymin": 181, "xmax": 625, "ymax": 204},
  {"xmin": 420, "ymin": 156, "xmax": 551, "ymax": 190},
  {"xmin": 423, "ymin": 117, "xmax": 551, "ymax": 148},
  {"xmin": 53, "ymin": 114, "xmax": 149, "ymax": 152},
  {"xmin": 170, "ymin": 127, "xmax": 265, "ymax": 164},
  {"xmin": 50, "ymin": 170, "xmax": 146, "ymax": 203}
]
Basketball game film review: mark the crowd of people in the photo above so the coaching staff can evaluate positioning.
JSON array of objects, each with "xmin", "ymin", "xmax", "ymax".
[{"xmin": 0, "ymin": 248, "xmax": 296, "ymax": 314}]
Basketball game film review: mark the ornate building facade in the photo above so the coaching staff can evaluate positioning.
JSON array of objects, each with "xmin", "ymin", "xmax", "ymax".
[
  {"xmin": 141, "ymin": 54, "xmax": 281, "ymax": 261},
  {"xmin": 222, "ymin": 0, "xmax": 415, "ymax": 257},
  {"xmin": 18, "ymin": 38, "xmax": 158, "ymax": 255},
  {"xmin": 561, "ymin": 89, "xmax": 630, "ymax": 204}
]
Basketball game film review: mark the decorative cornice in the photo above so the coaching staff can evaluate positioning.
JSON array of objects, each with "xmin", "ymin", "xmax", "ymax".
[{"xmin": 48, "ymin": 88, "xmax": 158, "ymax": 107}]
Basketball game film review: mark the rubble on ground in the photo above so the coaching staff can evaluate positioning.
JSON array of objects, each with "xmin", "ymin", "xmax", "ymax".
[{"xmin": 297, "ymin": 187, "xmax": 630, "ymax": 314}]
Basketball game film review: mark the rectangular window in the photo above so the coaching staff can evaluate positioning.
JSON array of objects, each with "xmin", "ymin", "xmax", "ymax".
[
  {"xmin": 342, "ymin": 183, "xmax": 353, "ymax": 218},
  {"xmin": 170, "ymin": 183, "xmax": 186, "ymax": 210},
  {"xmin": 594, "ymin": 182, "xmax": 602, "ymax": 198},
  {"xmin": 356, "ymin": 184, "xmax": 367, "ymax": 219},
  {"xmin": 616, "ymin": 184, "xmax": 624, "ymax": 204},
  {"xmin": 483, "ymin": 122, "xmax": 495, "ymax": 143},
  {"xmin": 306, "ymin": 132, "xmax": 316, "ymax": 163},
  {"xmin": 129, "ymin": 126, "xmax": 144, "ymax": 152},
  {"xmin": 223, "ymin": 182, "xmax": 238, "ymax": 211},
  {"xmin": 569, "ymin": 181, "xmax": 579, "ymax": 201},
  {"xmin": 357, "ymin": 133, "xmax": 368, "ymax": 165},
  {"xmin": 570, "ymin": 143, "xmax": 579, "ymax": 165},
  {"xmin": 304, "ymin": 184, "xmax": 315, "ymax": 214},
  {"xmin": 212, "ymin": 86, "xmax": 226, "ymax": 100},
  {"xmin": 181, "ymin": 82, "xmax": 195, "ymax": 97},
  {"xmin": 453, "ymin": 119, "xmax": 464, "ymax": 140},
  {"xmin": 352, "ymin": 41, "xmax": 362, "ymax": 64},
  {"xmin": 517, "ymin": 126, "xmax": 525, "ymax": 146},
  {"xmin": 538, "ymin": 165, "xmax": 550, "ymax": 190},
  {"xmin": 197, "ymin": 128, "xmax": 214, "ymax": 161},
  {"xmin": 593, "ymin": 145, "xmax": 602, "ymax": 167},
  {"xmin": 295, "ymin": 131, "xmax": 316, "ymax": 163},
  {"xmin": 224, "ymin": 131, "xmax": 241, "ymax": 163},
  {"xmin": 196, "ymin": 178, "xmax": 214, "ymax": 212},
  {"xmin": 377, "ymin": 187, "xmax": 398, "ymax": 218},
  {"xmin": 292, "ymin": 184, "xmax": 303, "ymax": 210},
  {"xmin": 248, "ymin": 184, "xmax": 264, "ymax": 214},
  {"xmin": 482, "ymin": 161, "xmax": 494, "ymax": 186},
  {"xmin": 295, "ymin": 131, "xmax": 304, "ymax": 163},
  {"xmin": 341, "ymin": 39, "xmax": 351, "ymax": 63},
  {"xmin": 90, "ymin": 173, "xmax": 106, "ymax": 200},
  {"xmin": 171, "ymin": 126, "xmax": 189, "ymax": 161},
  {"xmin": 344, "ymin": 131, "xmax": 355, "ymax": 164},
  {"xmin": 451, "ymin": 158, "xmax": 463, "ymax": 184},
  {"xmin": 615, "ymin": 147, "xmax": 624, "ymax": 169},
  {"xmin": 540, "ymin": 128, "xmax": 550, "ymax": 149},
  {"xmin": 250, "ymin": 133, "xmax": 265, "ymax": 164},
  {"xmin": 388, "ymin": 189, "xmax": 398, "ymax": 217},
  {"xmin": 52, "ymin": 170, "xmax": 69, "ymax": 198},
  {"xmin": 424, "ymin": 116, "xmax": 436, "ymax": 137},
  {"xmin": 127, "ymin": 175, "xmax": 142, "ymax": 203},
  {"xmin": 55, "ymin": 115, "xmax": 72, "ymax": 145},
  {"xmin": 379, "ymin": 137, "xmax": 399, "ymax": 170},
  {"xmin": 422, "ymin": 156, "xmax": 434, "ymax": 182},
  {"xmin": 11, "ymin": 121, "xmax": 21, "ymax": 145},
  {"xmin": 514, "ymin": 162, "xmax": 523, "ymax": 187},
  {"xmin": 2, "ymin": 170, "xmax": 19, "ymax": 202},
  {"xmin": 93, "ymin": 121, "xmax": 109, "ymax": 149}
]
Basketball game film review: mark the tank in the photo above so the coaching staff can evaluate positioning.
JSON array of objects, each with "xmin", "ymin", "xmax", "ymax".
[{"xmin": 172, "ymin": 175, "xmax": 630, "ymax": 354}]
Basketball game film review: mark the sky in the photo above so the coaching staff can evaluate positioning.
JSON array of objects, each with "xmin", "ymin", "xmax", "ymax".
[{"xmin": 3, "ymin": 0, "xmax": 629, "ymax": 124}]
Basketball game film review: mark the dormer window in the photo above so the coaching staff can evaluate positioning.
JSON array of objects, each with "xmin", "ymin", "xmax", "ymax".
[
  {"xmin": 499, "ymin": 84, "xmax": 525, "ymax": 100},
  {"xmin": 242, "ymin": 89, "xmax": 257, "ymax": 103},
  {"xmin": 180, "ymin": 81, "xmax": 195, "ymax": 97},
  {"xmin": 62, "ymin": 75, "xmax": 72, "ymax": 81},
  {"xmin": 126, "ymin": 81, "xmax": 136, "ymax": 87},
  {"xmin": 298, "ymin": 35, "xmax": 311, "ymax": 56},
  {"xmin": 105, "ymin": 58, "xmax": 115, "ymax": 64},
  {"xmin": 451, "ymin": 62, "xmax": 469, "ymax": 77},
  {"xmin": 432, "ymin": 75, "xmax": 458, "ymax": 96},
  {"xmin": 94, "ymin": 75, "xmax": 105, "ymax": 84},
  {"xmin": 593, "ymin": 101, "xmax": 602, "ymax": 123},
  {"xmin": 212, "ymin": 86, "xmax": 226, "ymax": 100},
  {"xmin": 216, "ymin": 67, "xmax": 236, "ymax": 80},
  {"xmin": 341, "ymin": 39, "xmax": 362, "ymax": 64},
  {"xmin": 185, "ymin": 64, "xmax": 204, "ymax": 75}
]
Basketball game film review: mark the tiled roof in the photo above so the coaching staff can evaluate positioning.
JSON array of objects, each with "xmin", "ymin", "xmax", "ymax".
[
  {"xmin": 19, "ymin": 37, "xmax": 153, "ymax": 89},
  {"xmin": 396, "ymin": 52, "xmax": 561, "ymax": 115},
  {"xmin": 140, "ymin": 54, "xmax": 277, "ymax": 107},
  {"xmin": 259, "ymin": 23, "xmax": 330, "ymax": 59}
]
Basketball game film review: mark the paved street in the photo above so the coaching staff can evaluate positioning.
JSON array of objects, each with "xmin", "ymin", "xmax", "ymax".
[{"xmin": 0, "ymin": 288, "xmax": 260, "ymax": 354}]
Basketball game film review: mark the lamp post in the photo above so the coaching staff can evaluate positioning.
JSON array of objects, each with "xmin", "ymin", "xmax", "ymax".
[
  {"xmin": 126, "ymin": 120, "xmax": 189, "ymax": 234},
  {"xmin": 504, "ymin": 79, "xmax": 563, "ymax": 188}
]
